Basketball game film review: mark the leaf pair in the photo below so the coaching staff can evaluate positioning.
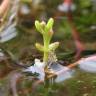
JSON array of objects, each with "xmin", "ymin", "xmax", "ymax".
[{"xmin": 35, "ymin": 42, "xmax": 59, "ymax": 52}]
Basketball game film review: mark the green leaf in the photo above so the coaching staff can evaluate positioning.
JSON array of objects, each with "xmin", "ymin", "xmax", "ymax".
[
  {"xmin": 46, "ymin": 18, "xmax": 54, "ymax": 32},
  {"xmin": 35, "ymin": 21, "xmax": 44, "ymax": 34},
  {"xmin": 35, "ymin": 43, "xmax": 44, "ymax": 52}
]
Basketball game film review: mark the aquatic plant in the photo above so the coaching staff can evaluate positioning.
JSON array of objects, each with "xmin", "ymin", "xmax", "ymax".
[
  {"xmin": 35, "ymin": 18, "xmax": 59, "ymax": 67},
  {"xmin": 35, "ymin": 18, "xmax": 60, "ymax": 86}
]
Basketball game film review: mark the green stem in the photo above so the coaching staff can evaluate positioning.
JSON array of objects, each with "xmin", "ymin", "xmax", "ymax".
[
  {"xmin": 44, "ymin": 51, "xmax": 48, "ymax": 64},
  {"xmin": 43, "ymin": 35, "xmax": 50, "ymax": 87},
  {"xmin": 43, "ymin": 35, "xmax": 49, "ymax": 64}
]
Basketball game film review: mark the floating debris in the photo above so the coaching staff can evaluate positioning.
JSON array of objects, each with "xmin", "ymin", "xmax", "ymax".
[
  {"xmin": 78, "ymin": 55, "xmax": 96, "ymax": 73},
  {"xmin": 0, "ymin": 0, "xmax": 20, "ymax": 43},
  {"xmin": 0, "ymin": 24, "xmax": 17, "ymax": 43},
  {"xmin": 23, "ymin": 59, "xmax": 45, "ymax": 81},
  {"xmin": 23, "ymin": 59, "xmax": 74, "ymax": 83},
  {"xmin": 51, "ymin": 63, "xmax": 74, "ymax": 83}
]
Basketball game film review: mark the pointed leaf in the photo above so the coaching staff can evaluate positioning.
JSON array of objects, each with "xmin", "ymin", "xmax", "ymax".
[
  {"xmin": 35, "ymin": 43, "xmax": 44, "ymax": 52},
  {"xmin": 46, "ymin": 18, "xmax": 54, "ymax": 32},
  {"xmin": 35, "ymin": 21, "xmax": 43, "ymax": 34}
]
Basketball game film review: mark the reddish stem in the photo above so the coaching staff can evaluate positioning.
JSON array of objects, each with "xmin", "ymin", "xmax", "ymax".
[{"xmin": 67, "ymin": 12, "xmax": 85, "ymax": 59}]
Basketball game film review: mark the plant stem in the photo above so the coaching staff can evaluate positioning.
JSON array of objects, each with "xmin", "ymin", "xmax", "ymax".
[
  {"xmin": 43, "ymin": 35, "xmax": 50, "ymax": 87},
  {"xmin": 44, "ymin": 51, "xmax": 48, "ymax": 65},
  {"xmin": 43, "ymin": 35, "xmax": 49, "ymax": 65}
]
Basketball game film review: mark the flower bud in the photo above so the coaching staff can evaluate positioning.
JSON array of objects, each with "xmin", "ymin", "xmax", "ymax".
[{"xmin": 40, "ymin": 21, "xmax": 46, "ymax": 30}]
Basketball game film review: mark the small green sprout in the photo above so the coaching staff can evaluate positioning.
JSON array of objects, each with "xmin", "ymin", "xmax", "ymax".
[{"xmin": 35, "ymin": 18, "xmax": 59, "ymax": 66}]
